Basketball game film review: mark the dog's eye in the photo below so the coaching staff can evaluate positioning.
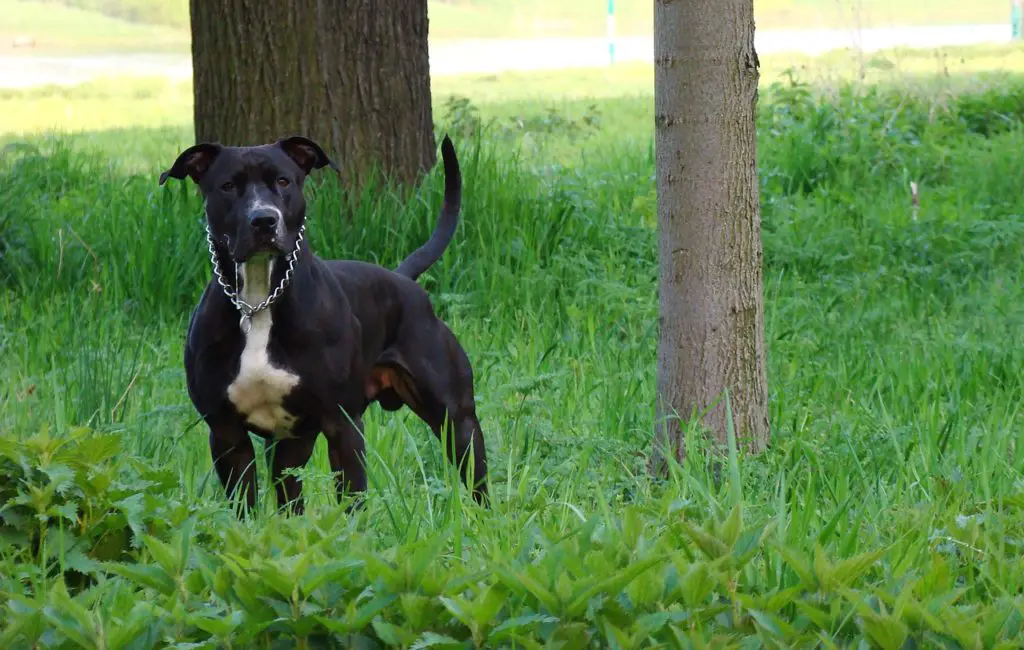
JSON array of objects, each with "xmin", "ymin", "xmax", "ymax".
[
  {"xmin": 220, "ymin": 181, "xmax": 235, "ymax": 192},
  {"xmin": 277, "ymin": 177, "xmax": 290, "ymax": 188}
]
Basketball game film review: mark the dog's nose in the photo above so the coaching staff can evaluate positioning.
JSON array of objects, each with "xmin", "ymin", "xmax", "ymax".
[{"xmin": 249, "ymin": 209, "xmax": 279, "ymax": 232}]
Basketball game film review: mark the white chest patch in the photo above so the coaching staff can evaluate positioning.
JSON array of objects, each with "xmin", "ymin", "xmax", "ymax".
[{"xmin": 225, "ymin": 256, "xmax": 301, "ymax": 438}]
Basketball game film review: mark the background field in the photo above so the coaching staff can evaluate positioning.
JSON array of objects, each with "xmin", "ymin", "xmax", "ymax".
[
  {"xmin": 2, "ymin": 27, "xmax": 1024, "ymax": 650},
  {"xmin": 0, "ymin": 0, "xmax": 1014, "ymax": 54}
]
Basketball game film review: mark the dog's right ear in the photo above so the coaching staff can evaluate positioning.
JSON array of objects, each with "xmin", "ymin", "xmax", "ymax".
[{"xmin": 159, "ymin": 143, "xmax": 223, "ymax": 185}]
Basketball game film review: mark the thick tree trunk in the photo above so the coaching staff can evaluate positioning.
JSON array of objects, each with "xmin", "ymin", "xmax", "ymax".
[
  {"xmin": 189, "ymin": 0, "xmax": 436, "ymax": 190},
  {"xmin": 650, "ymin": 0, "xmax": 769, "ymax": 472}
]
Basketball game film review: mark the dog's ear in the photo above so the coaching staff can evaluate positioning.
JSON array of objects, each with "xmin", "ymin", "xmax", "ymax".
[
  {"xmin": 159, "ymin": 143, "xmax": 223, "ymax": 185},
  {"xmin": 276, "ymin": 136, "xmax": 339, "ymax": 175}
]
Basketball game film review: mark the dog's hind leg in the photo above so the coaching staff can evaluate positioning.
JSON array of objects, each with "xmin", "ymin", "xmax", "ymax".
[
  {"xmin": 209, "ymin": 419, "xmax": 259, "ymax": 515},
  {"xmin": 433, "ymin": 404, "xmax": 489, "ymax": 507},
  {"xmin": 323, "ymin": 410, "xmax": 368, "ymax": 509},
  {"xmin": 265, "ymin": 436, "xmax": 318, "ymax": 514},
  {"xmin": 374, "ymin": 323, "xmax": 489, "ymax": 506}
]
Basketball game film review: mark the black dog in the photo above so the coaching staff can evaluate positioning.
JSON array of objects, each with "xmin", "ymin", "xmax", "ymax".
[{"xmin": 159, "ymin": 135, "xmax": 487, "ymax": 513}]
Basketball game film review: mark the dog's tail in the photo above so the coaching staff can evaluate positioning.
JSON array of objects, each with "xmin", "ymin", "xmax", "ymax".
[{"xmin": 395, "ymin": 134, "xmax": 462, "ymax": 281}]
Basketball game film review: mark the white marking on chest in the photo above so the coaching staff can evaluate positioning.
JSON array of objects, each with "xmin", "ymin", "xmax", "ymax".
[{"xmin": 226, "ymin": 255, "xmax": 300, "ymax": 438}]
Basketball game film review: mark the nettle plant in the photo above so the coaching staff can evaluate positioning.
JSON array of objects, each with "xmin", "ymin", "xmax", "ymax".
[{"xmin": 4, "ymin": 432, "xmax": 1021, "ymax": 650}]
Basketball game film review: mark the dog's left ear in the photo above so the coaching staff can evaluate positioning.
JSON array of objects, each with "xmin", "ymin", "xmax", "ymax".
[
  {"xmin": 159, "ymin": 143, "xmax": 223, "ymax": 185},
  {"xmin": 276, "ymin": 136, "xmax": 339, "ymax": 175}
]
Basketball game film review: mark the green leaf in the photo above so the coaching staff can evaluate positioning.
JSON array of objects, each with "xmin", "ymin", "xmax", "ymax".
[
  {"xmin": 812, "ymin": 544, "xmax": 833, "ymax": 591},
  {"xmin": 602, "ymin": 618, "xmax": 633, "ymax": 649},
  {"xmin": 319, "ymin": 592, "xmax": 399, "ymax": 635},
  {"xmin": 64, "ymin": 548, "xmax": 100, "ymax": 575},
  {"xmin": 410, "ymin": 631, "xmax": 466, "ymax": 649},
  {"xmin": 439, "ymin": 595, "xmax": 473, "ymax": 628},
  {"xmin": 732, "ymin": 522, "xmax": 771, "ymax": 568},
  {"xmin": 778, "ymin": 545, "xmax": 816, "ymax": 587},
  {"xmin": 492, "ymin": 564, "xmax": 560, "ymax": 614},
  {"xmin": 859, "ymin": 610, "xmax": 909, "ymax": 650},
  {"xmin": 301, "ymin": 559, "xmax": 363, "ymax": 596},
  {"xmin": 718, "ymin": 503, "xmax": 743, "ymax": 548},
  {"xmin": 748, "ymin": 608, "xmax": 799, "ymax": 640},
  {"xmin": 900, "ymin": 599, "xmax": 946, "ymax": 638},
  {"xmin": 816, "ymin": 496, "xmax": 853, "ymax": 546},
  {"xmin": 49, "ymin": 500, "xmax": 79, "ymax": 523},
  {"xmin": 831, "ymin": 547, "xmax": 887, "ymax": 586},
  {"xmin": 142, "ymin": 534, "xmax": 181, "ymax": 577},
  {"xmin": 41, "ymin": 583, "xmax": 96, "ymax": 650},
  {"xmin": 40, "ymin": 463, "xmax": 76, "ymax": 492},
  {"xmin": 105, "ymin": 603, "xmax": 155, "ymax": 650},
  {"xmin": 258, "ymin": 560, "xmax": 297, "ymax": 600},
  {"xmin": 106, "ymin": 562, "xmax": 177, "ymax": 596},
  {"xmin": 678, "ymin": 561, "xmax": 717, "ymax": 607},
  {"xmin": 680, "ymin": 522, "xmax": 729, "ymax": 560},
  {"xmin": 761, "ymin": 585, "xmax": 806, "ymax": 613},
  {"xmin": 399, "ymin": 593, "xmax": 435, "ymax": 630},
  {"xmin": 489, "ymin": 614, "xmax": 560, "ymax": 642},
  {"xmin": 177, "ymin": 516, "xmax": 196, "ymax": 574},
  {"xmin": 473, "ymin": 583, "xmax": 509, "ymax": 628},
  {"xmin": 188, "ymin": 610, "xmax": 243, "ymax": 637},
  {"xmin": 0, "ymin": 597, "xmax": 44, "ymax": 648},
  {"xmin": 406, "ymin": 534, "xmax": 449, "ymax": 590},
  {"xmin": 793, "ymin": 601, "xmax": 831, "ymax": 630},
  {"xmin": 723, "ymin": 391, "xmax": 744, "ymax": 509},
  {"xmin": 565, "ymin": 553, "xmax": 668, "ymax": 618},
  {"xmin": 350, "ymin": 591, "xmax": 399, "ymax": 630},
  {"xmin": 372, "ymin": 618, "xmax": 412, "ymax": 646}
]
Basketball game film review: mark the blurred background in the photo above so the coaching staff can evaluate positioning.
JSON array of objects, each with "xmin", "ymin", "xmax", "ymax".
[{"xmin": 0, "ymin": 0, "xmax": 1017, "ymax": 101}]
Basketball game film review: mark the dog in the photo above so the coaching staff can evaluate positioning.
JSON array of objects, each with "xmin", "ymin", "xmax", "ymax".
[{"xmin": 159, "ymin": 134, "xmax": 488, "ymax": 514}]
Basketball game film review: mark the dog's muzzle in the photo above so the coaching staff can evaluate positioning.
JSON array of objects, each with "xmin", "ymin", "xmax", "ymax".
[{"xmin": 249, "ymin": 207, "xmax": 280, "ymax": 235}]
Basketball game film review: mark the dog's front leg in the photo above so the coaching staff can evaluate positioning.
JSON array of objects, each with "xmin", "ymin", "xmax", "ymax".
[
  {"xmin": 265, "ymin": 437, "xmax": 317, "ymax": 514},
  {"xmin": 208, "ymin": 421, "xmax": 258, "ymax": 515},
  {"xmin": 323, "ymin": 412, "xmax": 368, "ymax": 509}
]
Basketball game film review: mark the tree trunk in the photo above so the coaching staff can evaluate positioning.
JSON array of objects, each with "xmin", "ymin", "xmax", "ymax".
[
  {"xmin": 650, "ymin": 0, "xmax": 769, "ymax": 472},
  {"xmin": 189, "ymin": 0, "xmax": 436, "ymax": 190}
]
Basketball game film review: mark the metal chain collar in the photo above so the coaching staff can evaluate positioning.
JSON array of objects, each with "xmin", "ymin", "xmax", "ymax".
[{"xmin": 205, "ymin": 222, "xmax": 305, "ymax": 333}]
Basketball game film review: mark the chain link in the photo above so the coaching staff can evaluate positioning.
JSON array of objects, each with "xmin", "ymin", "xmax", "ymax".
[{"xmin": 205, "ymin": 222, "xmax": 305, "ymax": 331}]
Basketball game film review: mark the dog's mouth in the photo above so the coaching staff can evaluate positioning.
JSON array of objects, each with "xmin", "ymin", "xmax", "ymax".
[
  {"xmin": 253, "ymin": 232, "xmax": 283, "ymax": 253},
  {"xmin": 234, "ymin": 234, "xmax": 289, "ymax": 263}
]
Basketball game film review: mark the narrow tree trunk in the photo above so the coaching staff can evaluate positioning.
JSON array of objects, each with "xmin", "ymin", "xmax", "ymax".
[
  {"xmin": 650, "ymin": 0, "xmax": 769, "ymax": 472},
  {"xmin": 189, "ymin": 0, "xmax": 436, "ymax": 190}
]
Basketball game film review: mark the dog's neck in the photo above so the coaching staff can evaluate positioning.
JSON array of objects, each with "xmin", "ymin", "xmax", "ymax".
[{"xmin": 238, "ymin": 254, "xmax": 276, "ymax": 306}]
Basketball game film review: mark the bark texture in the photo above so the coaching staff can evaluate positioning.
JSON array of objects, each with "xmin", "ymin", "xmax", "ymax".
[
  {"xmin": 650, "ymin": 0, "xmax": 770, "ymax": 471},
  {"xmin": 189, "ymin": 0, "xmax": 436, "ymax": 190}
]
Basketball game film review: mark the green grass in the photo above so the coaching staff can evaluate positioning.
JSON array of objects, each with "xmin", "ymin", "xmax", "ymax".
[
  {"xmin": 0, "ymin": 0, "xmax": 188, "ymax": 55},
  {"xmin": 2, "ymin": 0, "xmax": 1013, "ymax": 56},
  {"xmin": 7, "ymin": 42, "xmax": 1024, "ymax": 137},
  {"xmin": 2, "ymin": 48, "xmax": 1024, "ymax": 647}
]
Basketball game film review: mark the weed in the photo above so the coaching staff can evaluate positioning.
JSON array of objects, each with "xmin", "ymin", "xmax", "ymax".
[{"xmin": 1, "ymin": 67, "xmax": 1023, "ymax": 647}]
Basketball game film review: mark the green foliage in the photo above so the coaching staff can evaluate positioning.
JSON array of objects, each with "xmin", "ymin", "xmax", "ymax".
[
  {"xmin": 0, "ymin": 428, "xmax": 223, "ymax": 596},
  {"xmin": 2, "ymin": 71, "xmax": 1024, "ymax": 646},
  {"xmin": 3, "ymin": 442, "xmax": 1023, "ymax": 647},
  {"xmin": 441, "ymin": 93, "xmax": 602, "ymax": 144}
]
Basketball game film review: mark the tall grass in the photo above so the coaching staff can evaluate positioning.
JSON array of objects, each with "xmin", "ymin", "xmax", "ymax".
[{"xmin": 1, "ymin": 71, "xmax": 1022, "ymax": 647}]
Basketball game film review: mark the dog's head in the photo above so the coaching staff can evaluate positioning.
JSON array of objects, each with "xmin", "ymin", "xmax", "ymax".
[{"xmin": 160, "ymin": 136, "xmax": 337, "ymax": 263}]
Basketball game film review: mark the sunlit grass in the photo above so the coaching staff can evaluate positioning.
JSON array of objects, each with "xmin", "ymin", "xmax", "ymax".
[
  {"xmin": 1, "ymin": 39, "xmax": 1023, "ymax": 648},
  {"xmin": 5, "ymin": 42, "xmax": 1024, "ymax": 138}
]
